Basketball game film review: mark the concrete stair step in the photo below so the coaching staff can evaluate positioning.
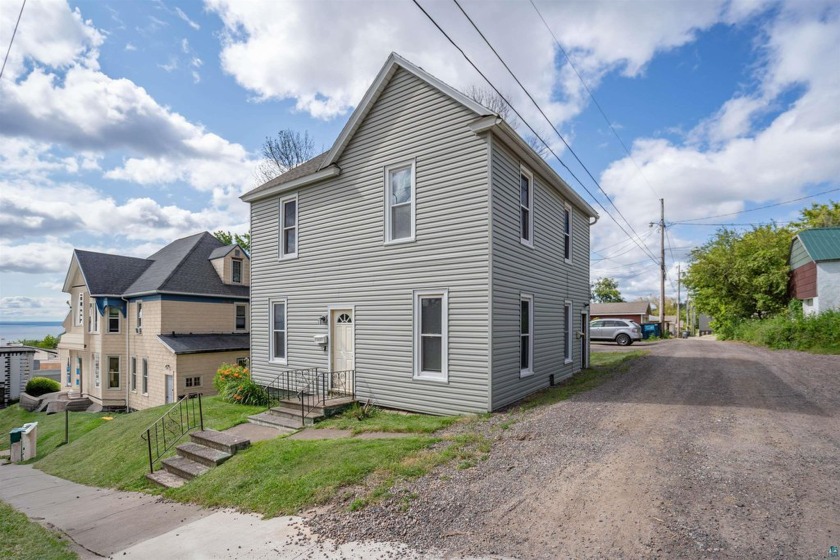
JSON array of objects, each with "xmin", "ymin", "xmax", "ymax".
[
  {"xmin": 177, "ymin": 442, "xmax": 231, "ymax": 467},
  {"xmin": 146, "ymin": 470, "xmax": 187, "ymax": 489},
  {"xmin": 190, "ymin": 429, "xmax": 250, "ymax": 454},
  {"xmin": 270, "ymin": 404, "xmax": 321, "ymax": 423},
  {"xmin": 248, "ymin": 411, "xmax": 303, "ymax": 430},
  {"xmin": 161, "ymin": 456, "xmax": 209, "ymax": 480}
]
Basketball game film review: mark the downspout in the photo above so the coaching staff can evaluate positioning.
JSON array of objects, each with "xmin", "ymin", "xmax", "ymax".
[{"xmin": 123, "ymin": 297, "xmax": 130, "ymax": 413}]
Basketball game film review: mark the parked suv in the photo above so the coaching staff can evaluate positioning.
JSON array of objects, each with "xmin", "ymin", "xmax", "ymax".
[{"xmin": 590, "ymin": 319, "xmax": 642, "ymax": 346}]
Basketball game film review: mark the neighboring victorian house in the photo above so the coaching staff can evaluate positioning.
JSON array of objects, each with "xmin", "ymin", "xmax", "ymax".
[
  {"xmin": 57, "ymin": 232, "xmax": 250, "ymax": 410},
  {"xmin": 789, "ymin": 227, "xmax": 840, "ymax": 316},
  {"xmin": 241, "ymin": 53, "xmax": 598, "ymax": 416}
]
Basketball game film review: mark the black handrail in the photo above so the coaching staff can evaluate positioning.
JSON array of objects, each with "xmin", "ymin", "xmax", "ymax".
[
  {"xmin": 264, "ymin": 367, "xmax": 320, "ymax": 408},
  {"xmin": 264, "ymin": 368, "xmax": 356, "ymax": 425},
  {"xmin": 141, "ymin": 393, "xmax": 203, "ymax": 473}
]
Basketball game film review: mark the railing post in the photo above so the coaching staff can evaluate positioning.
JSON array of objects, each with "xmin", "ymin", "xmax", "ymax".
[
  {"xmin": 146, "ymin": 430, "xmax": 154, "ymax": 473},
  {"xmin": 198, "ymin": 393, "xmax": 204, "ymax": 432}
]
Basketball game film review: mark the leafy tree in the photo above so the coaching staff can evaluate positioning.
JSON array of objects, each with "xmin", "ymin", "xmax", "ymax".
[
  {"xmin": 790, "ymin": 201, "xmax": 840, "ymax": 230},
  {"xmin": 591, "ymin": 277, "xmax": 624, "ymax": 303},
  {"xmin": 256, "ymin": 129, "xmax": 315, "ymax": 184},
  {"xmin": 17, "ymin": 334, "xmax": 59, "ymax": 349},
  {"xmin": 684, "ymin": 224, "xmax": 791, "ymax": 338},
  {"xmin": 213, "ymin": 231, "xmax": 251, "ymax": 252}
]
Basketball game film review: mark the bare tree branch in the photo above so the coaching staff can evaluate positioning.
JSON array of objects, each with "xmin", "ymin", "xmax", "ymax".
[{"xmin": 256, "ymin": 129, "xmax": 315, "ymax": 183}]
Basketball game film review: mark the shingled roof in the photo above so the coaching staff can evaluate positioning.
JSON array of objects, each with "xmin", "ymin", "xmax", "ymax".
[
  {"xmin": 590, "ymin": 302, "xmax": 651, "ymax": 316},
  {"xmin": 157, "ymin": 333, "xmax": 250, "ymax": 355},
  {"xmin": 72, "ymin": 232, "xmax": 248, "ymax": 300}
]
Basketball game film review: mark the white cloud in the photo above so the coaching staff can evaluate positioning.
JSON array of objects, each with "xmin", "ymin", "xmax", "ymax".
[
  {"xmin": 0, "ymin": 296, "xmax": 69, "ymax": 321},
  {"xmin": 175, "ymin": 7, "xmax": 201, "ymax": 30},
  {"xmin": 125, "ymin": 42, "xmax": 137, "ymax": 51}
]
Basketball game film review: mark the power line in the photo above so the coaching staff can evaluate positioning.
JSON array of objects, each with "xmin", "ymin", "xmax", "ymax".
[
  {"xmin": 443, "ymin": 0, "xmax": 659, "ymax": 265},
  {"xmin": 591, "ymin": 228, "xmax": 654, "ymax": 259},
  {"xmin": 0, "ymin": 0, "xmax": 26, "ymax": 80},
  {"xmin": 672, "ymin": 187, "xmax": 840, "ymax": 224},
  {"xmin": 528, "ymin": 0, "xmax": 660, "ymax": 199},
  {"xmin": 671, "ymin": 221, "xmax": 792, "ymax": 227}
]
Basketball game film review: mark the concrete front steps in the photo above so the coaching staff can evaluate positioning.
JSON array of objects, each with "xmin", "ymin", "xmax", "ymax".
[
  {"xmin": 146, "ymin": 429, "xmax": 250, "ymax": 489},
  {"xmin": 248, "ymin": 396, "xmax": 355, "ymax": 430}
]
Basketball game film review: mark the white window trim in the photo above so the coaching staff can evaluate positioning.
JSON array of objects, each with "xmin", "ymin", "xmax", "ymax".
[
  {"xmin": 130, "ymin": 357, "xmax": 137, "ymax": 393},
  {"xmin": 88, "ymin": 302, "xmax": 99, "ymax": 333},
  {"xmin": 520, "ymin": 293, "xmax": 534, "ymax": 377},
  {"xmin": 93, "ymin": 353, "xmax": 100, "ymax": 388},
  {"xmin": 384, "ymin": 160, "xmax": 416, "ymax": 245},
  {"xmin": 107, "ymin": 307, "xmax": 120, "ymax": 334},
  {"xmin": 234, "ymin": 303, "xmax": 248, "ymax": 332},
  {"xmin": 107, "ymin": 355, "xmax": 121, "ymax": 390},
  {"xmin": 413, "ymin": 290, "xmax": 448, "ymax": 382},
  {"xmin": 564, "ymin": 301, "xmax": 573, "ymax": 364},
  {"xmin": 520, "ymin": 166, "xmax": 534, "ymax": 248},
  {"xmin": 270, "ymin": 298, "xmax": 288, "ymax": 365},
  {"xmin": 76, "ymin": 292, "xmax": 84, "ymax": 327},
  {"xmin": 141, "ymin": 358, "xmax": 149, "ymax": 396},
  {"xmin": 564, "ymin": 203, "xmax": 573, "ymax": 264},
  {"xmin": 279, "ymin": 194, "xmax": 299, "ymax": 260}
]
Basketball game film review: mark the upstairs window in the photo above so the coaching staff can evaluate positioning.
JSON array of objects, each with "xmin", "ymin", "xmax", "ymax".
[
  {"xmin": 108, "ymin": 307, "xmax": 120, "ymax": 333},
  {"xmin": 235, "ymin": 304, "xmax": 247, "ymax": 331},
  {"xmin": 76, "ymin": 292, "xmax": 84, "ymax": 327},
  {"xmin": 385, "ymin": 161, "xmax": 415, "ymax": 243},
  {"xmin": 564, "ymin": 205, "xmax": 572, "ymax": 262},
  {"xmin": 232, "ymin": 259, "xmax": 243, "ymax": 283},
  {"xmin": 279, "ymin": 195, "xmax": 298, "ymax": 259},
  {"xmin": 88, "ymin": 302, "xmax": 98, "ymax": 333},
  {"xmin": 520, "ymin": 168, "xmax": 533, "ymax": 246},
  {"xmin": 136, "ymin": 302, "xmax": 143, "ymax": 332}
]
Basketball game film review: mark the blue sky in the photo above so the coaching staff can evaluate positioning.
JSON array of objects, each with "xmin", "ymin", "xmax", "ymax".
[{"xmin": 1, "ymin": 0, "xmax": 839, "ymax": 320}]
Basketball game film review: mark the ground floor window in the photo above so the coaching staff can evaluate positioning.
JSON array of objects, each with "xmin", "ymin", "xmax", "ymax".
[
  {"xmin": 564, "ymin": 302, "xmax": 573, "ymax": 363},
  {"xmin": 142, "ymin": 358, "xmax": 148, "ymax": 394},
  {"xmin": 271, "ymin": 299, "xmax": 287, "ymax": 363},
  {"xmin": 413, "ymin": 290, "xmax": 448, "ymax": 381},
  {"xmin": 237, "ymin": 357, "xmax": 248, "ymax": 367},
  {"xmin": 520, "ymin": 294, "xmax": 533, "ymax": 376},
  {"xmin": 66, "ymin": 358, "xmax": 71, "ymax": 386},
  {"xmin": 131, "ymin": 357, "xmax": 137, "ymax": 392},
  {"xmin": 93, "ymin": 353, "xmax": 100, "ymax": 388},
  {"xmin": 185, "ymin": 376, "xmax": 201, "ymax": 388},
  {"xmin": 107, "ymin": 356, "xmax": 120, "ymax": 389}
]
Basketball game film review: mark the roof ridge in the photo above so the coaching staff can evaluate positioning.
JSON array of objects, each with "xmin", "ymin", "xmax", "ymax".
[{"xmin": 154, "ymin": 232, "xmax": 213, "ymax": 291}]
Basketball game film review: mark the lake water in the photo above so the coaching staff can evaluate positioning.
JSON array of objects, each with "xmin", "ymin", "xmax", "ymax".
[{"xmin": 0, "ymin": 322, "xmax": 64, "ymax": 345}]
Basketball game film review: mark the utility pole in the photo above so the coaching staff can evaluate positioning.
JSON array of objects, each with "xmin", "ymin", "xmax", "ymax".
[
  {"xmin": 676, "ymin": 263, "xmax": 681, "ymax": 336},
  {"xmin": 659, "ymin": 198, "xmax": 665, "ymax": 336}
]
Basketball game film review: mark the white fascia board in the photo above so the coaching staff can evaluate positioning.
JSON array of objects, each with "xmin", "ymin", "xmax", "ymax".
[
  {"xmin": 320, "ymin": 52, "xmax": 493, "ymax": 170},
  {"xmin": 240, "ymin": 166, "xmax": 341, "ymax": 203},
  {"xmin": 470, "ymin": 116, "xmax": 599, "ymax": 220}
]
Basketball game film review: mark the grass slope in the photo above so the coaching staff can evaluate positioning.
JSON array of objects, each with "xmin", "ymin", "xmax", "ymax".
[
  {"xmin": 316, "ymin": 406, "xmax": 461, "ymax": 435},
  {"xmin": 35, "ymin": 397, "xmax": 263, "ymax": 490},
  {"xmin": 0, "ymin": 501, "xmax": 77, "ymax": 560},
  {"xmin": 0, "ymin": 405, "xmax": 108, "ymax": 461}
]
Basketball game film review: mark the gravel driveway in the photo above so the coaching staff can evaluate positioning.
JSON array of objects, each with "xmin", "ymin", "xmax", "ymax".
[{"xmin": 308, "ymin": 338, "xmax": 840, "ymax": 559}]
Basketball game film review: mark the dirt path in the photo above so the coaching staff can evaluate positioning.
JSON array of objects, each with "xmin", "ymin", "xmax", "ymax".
[{"xmin": 309, "ymin": 338, "xmax": 840, "ymax": 559}]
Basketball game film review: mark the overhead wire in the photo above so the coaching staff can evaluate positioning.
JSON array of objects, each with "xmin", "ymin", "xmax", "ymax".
[
  {"xmin": 672, "ymin": 187, "xmax": 840, "ymax": 224},
  {"xmin": 446, "ymin": 0, "xmax": 656, "ymax": 260},
  {"xmin": 0, "ymin": 0, "xmax": 26, "ymax": 80}
]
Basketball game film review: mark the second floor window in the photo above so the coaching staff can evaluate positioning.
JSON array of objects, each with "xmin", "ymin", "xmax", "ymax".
[
  {"xmin": 520, "ymin": 168, "xmax": 533, "ymax": 246},
  {"xmin": 76, "ymin": 292, "xmax": 84, "ymax": 327},
  {"xmin": 232, "ymin": 259, "xmax": 242, "ymax": 283},
  {"xmin": 89, "ymin": 303, "xmax": 98, "ymax": 333},
  {"xmin": 136, "ymin": 302, "xmax": 143, "ymax": 331},
  {"xmin": 385, "ymin": 161, "xmax": 415, "ymax": 243},
  {"xmin": 280, "ymin": 196, "xmax": 298, "ymax": 259},
  {"xmin": 564, "ymin": 205, "xmax": 572, "ymax": 262},
  {"xmin": 108, "ymin": 307, "xmax": 120, "ymax": 333}
]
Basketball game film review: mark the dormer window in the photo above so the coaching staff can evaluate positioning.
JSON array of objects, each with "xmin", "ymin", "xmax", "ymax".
[{"xmin": 232, "ymin": 259, "xmax": 242, "ymax": 283}]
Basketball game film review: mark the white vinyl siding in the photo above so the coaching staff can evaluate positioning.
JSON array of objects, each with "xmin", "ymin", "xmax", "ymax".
[
  {"xmin": 520, "ymin": 167, "xmax": 533, "ymax": 247},
  {"xmin": 279, "ymin": 195, "xmax": 298, "ymax": 259},
  {"xmin": 413, "ymin": 290, "xmax": 448, "ymax": 381},
  {"xmin": 384, "ymin": 160, "xmax": 416, "ymax": 243},
  {"xmin": 520, "ymin": 294, "xmax": 533, "ymax": 377},
  {"xmin": 564, "ymin": 302, "xmax": 573, "ymax": 363},
  {"xmin": 270, "ymin": 299, "xmax": 287, "ymax": 364}
]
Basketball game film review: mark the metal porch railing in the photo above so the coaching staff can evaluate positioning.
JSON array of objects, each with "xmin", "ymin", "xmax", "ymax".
[{"xmin": 140, "ymin": 393, "xmax": 203, "ymax": 473}]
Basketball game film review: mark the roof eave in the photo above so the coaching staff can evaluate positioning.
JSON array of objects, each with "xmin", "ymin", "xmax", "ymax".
[
  {"xmin": 470, "ymin": 116, "xmax": 599, "ymax": 219},
  {"xmin": 241, "ymin": 165, "xmax": 341, "ymax": 203},
  {"xmin": 122, "ymin": 290, "xmax": 250, "ymax": 300}
]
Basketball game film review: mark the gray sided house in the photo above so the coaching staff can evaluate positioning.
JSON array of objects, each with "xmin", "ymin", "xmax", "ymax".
[{"xmin": 242, "ymin": 53, "xmax": 598, "ymax": 415}]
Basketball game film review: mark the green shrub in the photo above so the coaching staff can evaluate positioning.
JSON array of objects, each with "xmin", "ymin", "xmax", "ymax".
[
  {"xmin": 214, "ymin": 364, "xmax": 270, "ymax": 406},
  {"xmin": 733, "ymin": 307, "xmax": 840, "ymax": 354},
  {"xmin": 25, "ymin": 377, "xmax": 61, "ymax": 397}
]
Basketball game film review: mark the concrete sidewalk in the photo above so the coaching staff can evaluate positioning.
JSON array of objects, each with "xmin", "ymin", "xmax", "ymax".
[{"xmin": 0, "ymin": 464, "xmax": 432, "ymax": 559}]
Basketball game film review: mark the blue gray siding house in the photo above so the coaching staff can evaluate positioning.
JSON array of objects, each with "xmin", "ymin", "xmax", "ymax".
[{"xmin": 242, "ymin": 53, "xmax": 598, "ymax": 415}]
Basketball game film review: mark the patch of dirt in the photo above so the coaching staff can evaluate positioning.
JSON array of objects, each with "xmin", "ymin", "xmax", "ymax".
[{"xmin": 307, "ymin": 339, "xmax": 840, "ymax": 559}]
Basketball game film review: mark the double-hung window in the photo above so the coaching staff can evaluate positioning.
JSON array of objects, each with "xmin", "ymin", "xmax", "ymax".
[
  {"xmin": 108, "ymin": 307, "xmax": 120, "ymax": 333},
  {"xmin": 232, "ymin": 259, "xmax": 242, "ymax": 283},
  {"xmin": 385, "ymin": 161, "xmax": 415, "ymax": 243},
  {"xmin": 414, "ymin": 290, "xmax": 448, "ymax": 381},
  {"xmin": 88, "ymin": 302, "xmax": 98, "ymax": 333},
  {"xmin": 93, "ymin": 353, "xmax": 100, "ymax": 388},
  {"xmin": 520, "ymin": 167, "xmax": 533, "ymax": 246},
  {"xmin": 564, "ymin": 302, "xmax": 573, "ymax": 363},
  {"xmin": 142, "ymin": 358, "xmax": 148, "ymax": 394},
  {"xmin": 108, "ymin": 356, "xmax": 120, "ymax": 389},
  {"xmin": 564, "ymin": 204, "xmax": 572, "ymax": 262},
  {"xmin": 520, "ymin": 294, "xmax": 533, "ymax": 376},
  {"xmin": 136, "ymin": 302, "xmax": 143, "ymax": 332},
  {"xmin": 130, "ymin": 357, "xmax": 137, "ymax": 392},
  {"xmin": 235, "ymin": 304, "xmax": 247, "ymax": 331},
  {"xmin": 279, "ymin": 195, "xmax": 298, "ymax": 259},
  {"xmin": 270, "ymin": 299, "xmax": 287, "ymax": 363}
]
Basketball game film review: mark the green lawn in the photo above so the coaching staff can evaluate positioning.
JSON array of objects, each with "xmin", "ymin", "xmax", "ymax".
[
  {"xmin": 316, "ymin": 405, "xmax": 462, "ymax": 435},
  {"xmin": 170, "ymin": 436, "xmax": 438, "ymax": 516},
  {"xmin": 34, "ymin": 397, "xmax": 263, "ymax": 491},
  {"xmin": 0, "ymin": 501, "xmax": 77, "ymax": 560},
  {"xmin": 0, "ymin": 405, "xmax": 108, "ymax": 461}
]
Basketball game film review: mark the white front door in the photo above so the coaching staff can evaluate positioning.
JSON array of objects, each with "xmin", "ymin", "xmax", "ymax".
[
  {"xmin": 165, "ymin": 374, "xmax": 174, "ymax": 404},
  {"xmin": 330, "ymin": 310, "xmax": 355, "ymax": 391}
]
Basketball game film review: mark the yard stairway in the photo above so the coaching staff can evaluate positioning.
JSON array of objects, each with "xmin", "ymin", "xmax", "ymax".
[
  {"xmin": 146, "ymin": 429, "xmax": 250, "ymax": 489},
  {"xmin": 247, "ymin": 396, "xmax": 355, "ymax": 430}
]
